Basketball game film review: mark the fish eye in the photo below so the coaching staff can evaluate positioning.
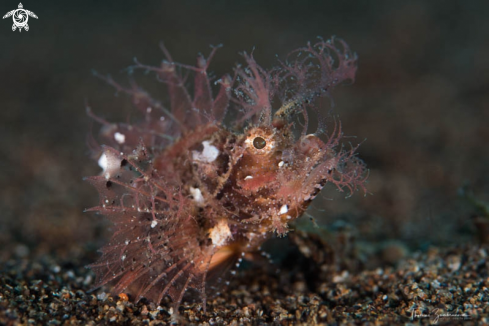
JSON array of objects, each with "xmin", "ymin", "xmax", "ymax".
[{"xmin": 253, "ymin": 137, "xmax": 267, "ymax": 149}]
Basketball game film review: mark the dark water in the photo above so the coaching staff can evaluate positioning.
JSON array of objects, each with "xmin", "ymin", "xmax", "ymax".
[{"xmin": 1, "ymin": 0, "xmax": 488, "ymax": 260}]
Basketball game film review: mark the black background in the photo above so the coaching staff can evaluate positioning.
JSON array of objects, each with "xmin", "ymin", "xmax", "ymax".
[{"xmin": 1, "ymin": 0, "xmax": 488, "ymax": 261}]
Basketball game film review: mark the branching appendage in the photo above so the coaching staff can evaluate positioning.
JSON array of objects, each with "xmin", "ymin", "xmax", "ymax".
[
  {"xmin": 273, "ymin": 37, "xmax": 357, "ymax": 133},
  {"xmin": 233, "ymin": 52, "xmax": 276, "ymax": 126}
]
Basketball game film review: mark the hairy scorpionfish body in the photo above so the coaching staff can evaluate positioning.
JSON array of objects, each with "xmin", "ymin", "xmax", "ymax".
[{"xmin": 85, "ymin": 38, "xmax": 367, "ymax": 311}]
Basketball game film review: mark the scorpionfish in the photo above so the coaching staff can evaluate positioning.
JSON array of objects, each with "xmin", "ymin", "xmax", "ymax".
[{"xmin": 85, "ymin": 37, "xmax": 367, "ymax": 312}]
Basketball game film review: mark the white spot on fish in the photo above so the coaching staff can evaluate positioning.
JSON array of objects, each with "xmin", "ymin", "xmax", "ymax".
[
  {"xmin": 244, "ymin": 175, "xmax": 253, "ymax": 180},
  {"xmin": 279, "ymin": 204, "xmax": 289, "ymax": 215},
  {"xmin": 151, "ymin": 220, "xmax": 158, "ymax": 228},
  {"xmin": 192, "ymin": 140, "xmax": 219, "ymax": 163},
  {"xmin": 209, "ymin": 220, "xmax": 232, "ymax": 247},
  {"xmin": 114, "ymin": 132, "xmax": 126, "ymax": 144},
  {"xmin": 98, "ymin": 153, "xmax": 108, "ymax": 171},
  {"xmin": 278, "ymin": 161, "xmax": 284, "ymax": 167},
  {"xmin": 190, "ymin": 187, "xmax": 204, "ymax": 205}
]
